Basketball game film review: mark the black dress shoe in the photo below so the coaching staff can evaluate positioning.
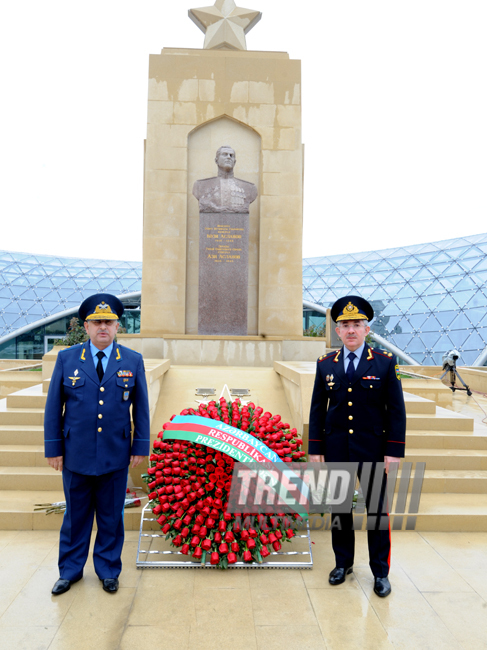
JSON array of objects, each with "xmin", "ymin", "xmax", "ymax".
[
  {"xmin": 101, "ymin": 578, "xmax": 119, "ymax": 593},
  {"xmin": 51, "ymin": 579, "xmax": 72, "ymax": 595},
  {"xmin": 329, "ymin": 566, "xmax": 353, "ymax": 585},
  {"xmin": 374, "ymin": 576, "xmax": 392, "ymax": 597}
]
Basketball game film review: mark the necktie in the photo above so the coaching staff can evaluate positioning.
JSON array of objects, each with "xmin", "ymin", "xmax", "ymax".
[
  {"xmin": 96, "ymin": 351, "xmax": 105, "ymax": 382},
  {"xmin": 346, "ymin": 352, "xmax": 356, "ymax": 382}
]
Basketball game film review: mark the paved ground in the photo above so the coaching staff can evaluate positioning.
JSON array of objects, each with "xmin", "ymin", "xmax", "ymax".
[{"xmin": 1, "ymin": 528, "xmax": 486, "ymax": 649}]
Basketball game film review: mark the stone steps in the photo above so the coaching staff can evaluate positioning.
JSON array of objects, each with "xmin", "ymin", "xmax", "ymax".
[
  {"xmin": 406, "ymin": 430, "xmax": 487, "ymax": 450},
  {"xmin": 406, "ymin": 410, "xmax": 474, "ymax": 431},
  {"xmin": 0, "ymin": 490, "xmax": 144, "ymax": 531},
  {"xmin": 406, "ymin": 448, "xmax": 487, "ymax": 470},
  {"xmin": 0, "ymin": 425, "xmax": 44, "ymax": 445},
  {"xmin": 1, "ymin": 376, "xmax": 487, "ymax": 531}
]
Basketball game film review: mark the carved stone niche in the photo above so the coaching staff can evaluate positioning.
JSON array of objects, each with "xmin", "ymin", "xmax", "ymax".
[{"xmin": 186, "ymin": 116, "xmax": 261, "ymax": 335}]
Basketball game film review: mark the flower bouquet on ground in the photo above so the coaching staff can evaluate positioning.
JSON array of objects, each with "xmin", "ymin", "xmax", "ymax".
[
  {"xmin": 142, "ymin": 398, "xmax": 307, "ymax": 568},
  {"xmin": 35, "ymin": 488, "xmax": 145, "ymax": 514}
]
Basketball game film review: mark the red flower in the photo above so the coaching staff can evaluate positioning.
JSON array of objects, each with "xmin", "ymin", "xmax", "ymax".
[
  {"xmin": 181, "ymin": 543, "xmax": 190, "ymax": 555},
  {"xmin": 260, "ymin": 545, "xmax": 271, "ymax": 558},
  {"xmin": 227, "ymin": 552, "xmax": 237, "ymax": 564},
  {"xmin": 243, "ymin": 550, "xmax": 252, "ymax": 562},
  {"xmin": 286, "ymin": 529, "xmax": 295, "ymax": 539},
  {"xmin": 210, "ymin": 552, "xmax": 220, "ymax": 565},
  {"xmin": 201, "ymin": 538, "xmax": 212, "ymax": 551},
  {"xmin": 219, "ymin": 542, "xmax": 228, "ymax": 554},
  {"xmin": 193, "ymin": 547, "xmax": 203, "ymax": 559},
  {"xmin": 272, "ymin": 540, "xmax": 281, "ymax": 552}
]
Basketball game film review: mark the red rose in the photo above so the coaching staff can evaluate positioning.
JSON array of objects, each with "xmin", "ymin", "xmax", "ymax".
[
  {"xmin": 240, "ymin": 530, "xmax": 249, "ymax": 541},
  {"xmin": 286, "ymin": 529, "xmax": 294, "ymax": 539},
  {"xmin": 259, "ymin": 534, "xmax": 269, "ymax": 545},
  {"xmin": 268, "ymin": 533, "xmax": 277, "ymax": 544},
  {"xmin": 272, "ymin": 540, "xmax": 281, "ymax": 552},
  {"xmin": 224, "ymin": 531, "xmax": 235, "ymax": 543},
  {"xmin": 227, "ymin": 552, "xmax": 237, "ymax": 564},
  {"xmin": 201, "ymin": 538, "xmax": 212, "ymax": 551},
  {"xmin": 218, "ymin": 520, "xmax": 227, "ymax": 532},
  {"xmin": 219, "ymin": 542, "xmax": 228, "ymax": 554},
  {"xmin": 214, "ymin": 532, "xmax": 222, "ymax": 543},
  {"xmin": 172, "ymin": 535, "xmax": 182, "ymax": 546},
  {"xmin": 181, "ymin": 543, "xmax": 190, "ymax": 555},
  {"xmin": 161, "ymin": 523, "xmax": 171, "ymax": 534},
  {"xmin": 231, "ymin": 542, "xmax": 239, "ymax": 553},
  {"xmin": 275, "ymin": 530, "xmax": 283, "ymax": 540},
  {"xmin": 190, "ymin": 536, "xmax": 200, "ymax": 547},
  {"xmin": 199, "ymin": 526, "xmax": 208, "ymax": 538},
  {"xmin": 247, "ymin": 538, "xmax": 256, "ymax": 550},
  {"xmin": 260, "ymin": 545, "xmax": 271, "ymax": 558},
  {"xmin": 243, "ymin": 550, "xmax": 252, "ymax": 562},
  {"xmin": 193, "ymin": 547, "xmax": 203, "ymax": 559},
  {"xmin": 210, "ymin": 552, "xmax": 220, "ymax": 565}
]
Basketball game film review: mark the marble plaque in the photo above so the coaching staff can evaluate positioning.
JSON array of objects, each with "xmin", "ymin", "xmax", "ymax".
[{"xmin": 198, "ymin": 213, "xmax": 249, "ymax": 335}]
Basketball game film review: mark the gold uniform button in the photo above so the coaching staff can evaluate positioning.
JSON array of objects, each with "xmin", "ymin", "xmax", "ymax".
[
  {"xmin": 348, "ymin": 401, "xmax": 353, "ymax": 406},
  {"xmin": 99, "ymin": 400, "xmax": 104, "ymax": 405},
  {"xmin": 349, "ymin": 429, "xmax": 353, "ymax": 434},
  {"xmin": 98, "ymin": 414, "xmax": 103, "ymax": 419},
  {"xmin": 348, "ymin": 415, "xmax": 353, "ymax": 420},
  {"xmin": 348, "ymin": 387, "xmax": 352, "ymax": 392},
  {"xmin": 98, "ymin": 427, "xmax": 102, "ymax": 432},
  {"xmin": 370, "ymin": 385, "xmax": 373, "ymax": 388},
  {"xmin": 100, "ymin": 387, "xmax": 105, "ymax": 392}
]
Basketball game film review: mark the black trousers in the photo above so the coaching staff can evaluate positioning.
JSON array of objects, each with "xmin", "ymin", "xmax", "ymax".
[{"xmin": 330, "ymin": 464, "xmax": 390, "ymax": 577}]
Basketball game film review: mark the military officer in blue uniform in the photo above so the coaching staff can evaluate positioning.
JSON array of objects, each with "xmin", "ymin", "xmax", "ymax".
[
  {"xmin": 44, "ymin": 293, "xmax": 150, "ymax": 595},
  {"xmin": 308, "ymin": 295, "xmax": 406, "ymax": 597}
]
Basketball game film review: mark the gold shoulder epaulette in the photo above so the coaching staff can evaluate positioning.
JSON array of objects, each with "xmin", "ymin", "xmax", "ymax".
[
  {"xmin": 318, "ymin": 351, "xmax": 336, "ymax": 363},
  {"xmin": 374, "ymin": 348, "xmax": 394, "ymax": 358}
]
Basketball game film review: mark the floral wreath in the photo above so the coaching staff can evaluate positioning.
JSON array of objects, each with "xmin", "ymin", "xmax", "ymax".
[{"xmin": 143, "ymin": 398, "xmax": 306, "ymax": 568}]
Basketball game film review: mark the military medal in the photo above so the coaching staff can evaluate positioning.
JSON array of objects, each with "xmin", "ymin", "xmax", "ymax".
[{"xmin": 123, "ymin": 391, "xmax": 130, "ymax": 401}]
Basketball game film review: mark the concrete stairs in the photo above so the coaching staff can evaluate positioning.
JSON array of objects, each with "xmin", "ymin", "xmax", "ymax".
[{"xmin": 1, "ymin": 380, "xmax": 487, "ymax": 530}]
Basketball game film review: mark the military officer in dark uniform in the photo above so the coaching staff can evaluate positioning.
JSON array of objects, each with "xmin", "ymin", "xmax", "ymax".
[
  {"xmin": 44, "ymin": 293, "xmax": 150, "ymax": 595},
  {"xmin": 308, "ymin": 295, "xmax": 406, "ymax": 597}
]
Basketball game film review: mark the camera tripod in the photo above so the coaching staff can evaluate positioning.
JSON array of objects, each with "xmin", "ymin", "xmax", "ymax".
[{"xmin": 440, "ymin": 362, "xmax": 472, "ymax": 396}]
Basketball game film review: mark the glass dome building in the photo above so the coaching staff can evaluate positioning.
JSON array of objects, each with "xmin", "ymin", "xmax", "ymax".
[
  {"xmin": 0, "ymin": 250, "xmax": 142, "ymax": 359},
  {"xmin": 303, "ymin": 233, "xmax": 487, "ymax": 366},
  {"xmin": 2, "ymin": 232, "xmax": 487, "ymax": 364}
]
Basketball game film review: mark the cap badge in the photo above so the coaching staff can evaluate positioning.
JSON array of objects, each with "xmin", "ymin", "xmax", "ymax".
[{"xmin": 343, "ymin": 302, "xmax": 359, "ymax": 317}]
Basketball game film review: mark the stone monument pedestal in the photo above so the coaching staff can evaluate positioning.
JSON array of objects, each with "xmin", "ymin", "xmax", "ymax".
[{"xmin": 140, "ymin": 47, "xmax": 304, "ymax": 340}]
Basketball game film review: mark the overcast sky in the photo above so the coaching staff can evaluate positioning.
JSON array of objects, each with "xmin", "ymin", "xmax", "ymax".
[{"xmin": 1, "ymin": 1, "xmax": 486, "ymax": 262}]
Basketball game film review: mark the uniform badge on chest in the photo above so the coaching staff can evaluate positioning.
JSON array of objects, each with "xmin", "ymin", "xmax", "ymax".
[{"xmin": 123, "ymin": 391, "xmax": 130, "ymax": 401}]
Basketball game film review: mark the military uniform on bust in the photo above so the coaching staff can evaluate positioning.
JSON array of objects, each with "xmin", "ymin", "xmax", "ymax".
[
  {"xmin": 44, "ymin": 293, "xmax": 150, "ymax": 596},
  {"xmin": 308, "ymin": 295, "xmax": 406, "ymax": 598}
]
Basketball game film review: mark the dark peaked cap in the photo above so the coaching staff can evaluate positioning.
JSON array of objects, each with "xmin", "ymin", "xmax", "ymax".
[
  {"xmin": 79, "ymin": 293, "xmax": 124, "ymax": 321},
  {"xmin": 331, "ymin": 295, "xmax": 374, "ymax": 323}
]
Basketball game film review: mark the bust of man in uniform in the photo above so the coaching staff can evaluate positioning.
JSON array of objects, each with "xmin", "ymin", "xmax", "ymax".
[{"xmin": 192, "ymin": 146, "xmax": 258, "ymax": 213}]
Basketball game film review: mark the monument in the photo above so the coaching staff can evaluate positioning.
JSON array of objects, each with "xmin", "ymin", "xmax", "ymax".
[
  {"xmin": 193, "ymin": 146, "xmax": 257, "ymax": 334},
  {"xmin": 139, "ymin": 0, "xmax": 306, "ymax": 357}
]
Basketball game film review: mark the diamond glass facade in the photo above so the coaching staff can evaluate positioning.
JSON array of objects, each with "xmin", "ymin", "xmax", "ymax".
[
  {"xmin": 303, "ymin": 234, "xmax": 487, "ymax": 366},
  {"xmin": 0, "ymin": 250, "xmax": 142, "ymax": 358},
  {"xmin": 2, "ymin": 234, "xmax": 487, "ymax": 364}
]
